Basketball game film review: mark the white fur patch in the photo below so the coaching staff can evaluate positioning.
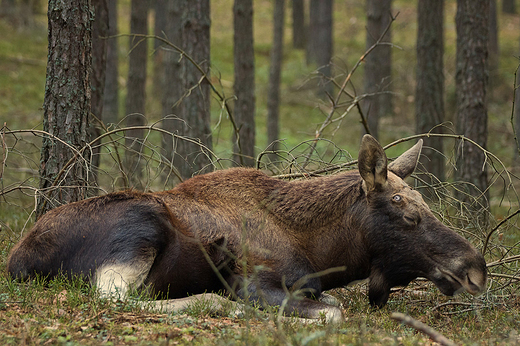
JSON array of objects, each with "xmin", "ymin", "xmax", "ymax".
[{"xmin": 95, "ymin": 262, "xmax": 153, "ymax": 299}]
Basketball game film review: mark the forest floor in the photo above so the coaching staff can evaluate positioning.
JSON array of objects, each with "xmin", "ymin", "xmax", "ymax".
[{"xmin": 1, "ymin": 276, "xmax": 519, "ymax": 345}]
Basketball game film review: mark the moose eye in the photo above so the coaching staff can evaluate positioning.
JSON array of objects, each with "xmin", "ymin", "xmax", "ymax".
[{"xmin": 392, "ymin": 195, "xmax": 402, "ymax": 203}]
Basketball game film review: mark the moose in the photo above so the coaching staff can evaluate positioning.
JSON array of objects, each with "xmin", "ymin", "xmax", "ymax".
[{"xmin": 7, "ymin": 135, "xmax": 487, "ymax": 323}]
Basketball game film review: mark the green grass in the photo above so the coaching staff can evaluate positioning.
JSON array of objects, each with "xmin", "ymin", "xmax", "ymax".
[{"xmin": 0, "ymin": 275, "xmax": 519, "ymax": 345}]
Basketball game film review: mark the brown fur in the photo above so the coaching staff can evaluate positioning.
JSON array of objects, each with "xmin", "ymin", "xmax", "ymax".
[{"xmin": 7, "ymin": 135, "xmax": 487, "ymax": 323}]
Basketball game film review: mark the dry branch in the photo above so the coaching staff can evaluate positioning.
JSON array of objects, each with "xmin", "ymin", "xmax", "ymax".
[
  {"xmin": 301, "ymin": 12, "xmax": 399, "ymax": 169},
  {"xmin": 487, "ymin": 255, "xmax": 520, "ymax": 268},
  {"xmin": 483, "ymin": 209, "xmax": 520, "ymax": 255},
  {"xmin": 1, "ymin": 123, "xmax": 7, "ymax": 180},
  {"xmin": 432, "ymin": 301, "xmax": 483, "ymax": 312},
  {"xmin": 391, "ymin": 312, "xmax": 457, "ymax": 346},
  {"xmin": 115, "ymin": 33, "xmax": 245, "ymax": 165}
]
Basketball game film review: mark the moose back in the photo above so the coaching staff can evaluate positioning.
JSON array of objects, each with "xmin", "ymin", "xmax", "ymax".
[{"xmin": 7, "ymin": 135, "xmax": 487, "ymax": 323}]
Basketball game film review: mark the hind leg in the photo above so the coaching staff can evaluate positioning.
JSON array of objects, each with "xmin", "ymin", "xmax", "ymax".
[
  {"xmin": 93, "ymin": 252, "xmax": 243, "ymax": 317},
  {"xmin": 147, "ymin": 293, "xmax": 243, "ymax": 317},
  {"xmin": 95, "ymin": 250, "xmax": 156, "ymax": 299}
]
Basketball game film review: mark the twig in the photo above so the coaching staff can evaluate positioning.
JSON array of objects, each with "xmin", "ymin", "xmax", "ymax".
[
  {"xmin": 510, "ymin": 63, "xmax": 520, "ymax": 158},
  {"xmin": 489, "ymin": 273, "xmax": 520, "ymax": 281},
  {"xmin": 301, "ymin": 13, "xmax": 399, "ymax": 168},
  {"xmin": 2, "ymin": 125, "xmax": 219, "ymax": 213},
  {"xmin": 116, "ymin": 33, "xmax": 244, "ymax": 166},
  {"xmin": 441, "ymin": 308, "xmax": 482, "ymax": 316},
  {"xmin": 487, "ymin": 254, "xmax": 520, "ymax": 268},
  {"xmin": 432, "ymin": 301, "xmax": 482, "ymax": 311},
  {"xmin": 391, "ymin": 312, "xmax": 457, "ymax": 346},
  {"xmin": 482, "ymin": 209, "xmax": 520, "ymax": 255},
  {"xmin": 274, "ymin": 132, "xmax": 513, "ymax": 182},
  {"xmin": 1, "ymin": 123, "xmax": 7, "ymax": 180}
]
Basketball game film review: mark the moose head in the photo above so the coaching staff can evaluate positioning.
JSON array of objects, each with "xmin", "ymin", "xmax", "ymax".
[{"xmin": 357, "ymin": 135, "xmax": 487, "ymax": 306}]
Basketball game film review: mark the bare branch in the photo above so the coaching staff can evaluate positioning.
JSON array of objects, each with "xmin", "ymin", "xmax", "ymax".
[
  {"xmin": 301, "ymin": 13, "xmax": 399, "ymax": 168},
  {"xmin": 391, "ymin": 312, "xmax": 457, "ymax": 346}
]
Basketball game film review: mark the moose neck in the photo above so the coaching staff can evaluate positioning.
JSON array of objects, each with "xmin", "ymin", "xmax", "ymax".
[
  {"xmin": 266, "ymin": 171, "xmax": 371, "ymax": 286},
  {"xmin": 267, "ymin": 171, "xmax": 364, "ymax": 230}
]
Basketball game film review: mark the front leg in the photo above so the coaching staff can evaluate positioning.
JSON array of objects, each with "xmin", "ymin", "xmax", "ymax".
[
  {"xmin": 238, "ymin": 275, "xmax": 344, "ymax": 323},
  {"xmin": 250, "ymin": 286, "xmax": 344, "ymax": 323},
  {"xmin": 368, "ymin": 269, "xmax": 391, "ymax": 307}
]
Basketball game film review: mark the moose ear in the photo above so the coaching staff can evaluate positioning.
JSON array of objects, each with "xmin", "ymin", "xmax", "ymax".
[
  {"xmin": 358, "ymin": 134, "xmax": 388, "ymax": 191},
  {"xmin": 388, "ymin": 139, "xmax": 423, "ymax": 179}
]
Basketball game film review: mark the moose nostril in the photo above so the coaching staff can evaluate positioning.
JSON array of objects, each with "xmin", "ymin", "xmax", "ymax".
[
  {"xmin": 466, "ymin": 268, "xmax": 487, "ymax": 294},
  {"xmin": 465, "ymin": 275, "xmax": 481, "ymax": 295}
]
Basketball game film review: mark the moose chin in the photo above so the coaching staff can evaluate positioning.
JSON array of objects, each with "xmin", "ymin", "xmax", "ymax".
[{"xmin": 7, "ymin": 135, "xmax": 487, "ymax": 323}]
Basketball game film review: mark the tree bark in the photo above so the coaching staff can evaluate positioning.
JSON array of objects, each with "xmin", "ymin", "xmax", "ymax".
[
  {"xmin": 103, "ymin": 0, "xmax": 119, "ymax": 125},
  {"xmin": 91, "ymin": 0, "xmax": 108, "ymax": 124},
  {"xmin": 455, "ymin": 0, "xmax": 489, "ymax": 215},
  {"xmin": 415, "ymin": 0, "xmax": 445, "ymax": 183},
  {"xmin": 37, "ymin": 0, "xmax": 92, "ymax": 218},
  {"xmin": 362, "ymin": 0, "xmax": 392, "ymax": 140},
  {"xmin": 161, "ymin": 0, "xmax": 184, "ymax": 181},
  {"xmin": 0, "ymin": 0, "xmax": 16, "ymax": 20},
  {"xmin": 233, "ymin": 0, "xmax": 256, "ymax": 167},
  {"xmin": 19, "ymin": 0, "xmax": 35, "ymax": 28},
  {"xmin": 153, "ymin": 0, "xmax": 167, "ymax": 100},
  {"xmin": 292, "ymin": 0, "xmax": 306, "ymax": 49},
  {"xmin": 502, "ymin": 0, "xmax": 516, "ymax": 14},
  {"xmin": 267, "ymin": 0, "xmax": 285, "ymax": 163},
  {"xmin": 0, "ymin": 0, "xmax": 34, "ymax": 28},
  {"xmin": 178, "ymin": 0, "xmax": 213, "ymax": 178},
  {"xmin": 89, "ymin": 0, "xmax": 109, "ymax": 190},
  {"xmin": 488, "ymin": 0, "xmax": 499, "ymax": 74},
  {"xmin": 124, "ymin": 0, "xmax": 148, "ymax": 189},
  {"xmin": 515, "ymin": 40, "xmax": 520, "ymax": 167},
  {"xmin": 306, "ymin": 0, "xmax": 318, "ymax": 65},
  {"xmin": 307, "ymin": 0, "xmax": 333, "ymax": 96}
]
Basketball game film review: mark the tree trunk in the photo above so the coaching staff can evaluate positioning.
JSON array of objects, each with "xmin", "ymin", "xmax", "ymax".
[
  {"xmin": 124, "ymin": 0, "xmax": 149, "ymax": 189},
  {"xmin": 502, "ymin": 0, "xmax": 516, "ymax": 14},
  {"xmin": 292, "ymin": 0, "xmax": 306, "ymax": 49},
  {"xmin": 513, "ymin": 29, "xmax": 520, "ymax": 167},
  {"xmin": 103, "ymin": 0, "xmax": 119, "ymax": 125},
  {"xmin": 19, "ymin": 0, "xmax": 35, "ymax": 28},
  {"xmin": 89, "ymin": 0, "xmax": 109, "ymax": 190},
  {"xmin": 362, "ymin": 0, "xmax": 392, "ymax": 140},
  {"xmin": 161, "ymin": 0, "xmax": 184, "ymax": 182},
  {"xmin": 488, "ymin": 0, "xmax": 499, "ymax": 74},
  {"xmin": 0, "ymin": 0, "xmax": 16, "ymax": 19},
  {"xmin": 455, "ymin": 0, "xmax": 489, "ymax": 216},
  {"xmin": 415, "ymin": 0, "xmax": 445, "ymax": 183},
  {"xmin": 1, "ymin": 0, "xmax": 34, "ymax": 28},
  {"xmin": 37, "ymin": 0, "xmax": 92, "ymax": 218},
  {"xmin": 92, "ymin": 0, "xmax": 108, "ymax": 124},
  {"xmin": 306, "ymin": 0, "xmax": 318, "ymax": 65},
  {"xmin": 153, "ymin": 0, "xmax": 167, "ymax": 100},
  {"xmin": 306, "ymin": 0, "xmax": 333, "ymax": 96},
  {"xmin": 178, "ymin": 0, "xmax": 213, "ymax": 178},
  {"xmin": 266, "ymin": 0, "xmax": 285, "ymax": 163},
  {"xmin": 233, "ymin": 0, "xmax": 256, "ymax": 167}
]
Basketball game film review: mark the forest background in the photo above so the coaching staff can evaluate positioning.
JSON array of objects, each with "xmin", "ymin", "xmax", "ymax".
[{"xmin": 1, "ymin": 0, "xmax": 520, "ymax": 344}]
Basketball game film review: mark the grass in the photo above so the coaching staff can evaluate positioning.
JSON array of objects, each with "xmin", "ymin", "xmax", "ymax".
[
  {"xmin": 0, "ymin": 274, "xmax": 519, "ymax": 345},
  {"xmin": 2, "ymin": 0, "xmax": 520, "ymax": 344}
]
